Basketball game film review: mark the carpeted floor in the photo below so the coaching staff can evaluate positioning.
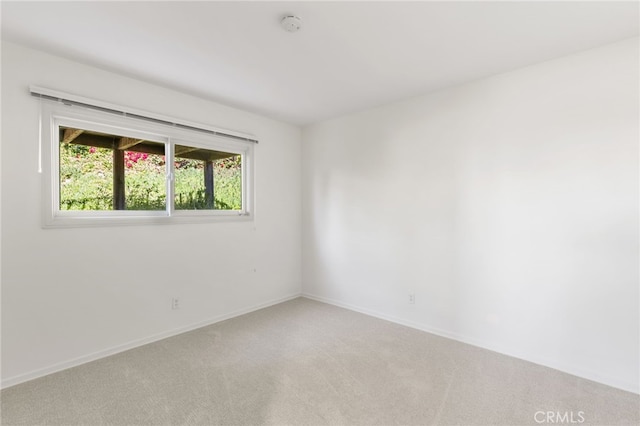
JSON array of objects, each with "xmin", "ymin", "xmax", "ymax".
[{"xmin": 1, "ymin": 297, "xmax": 638, "ymax": 425}]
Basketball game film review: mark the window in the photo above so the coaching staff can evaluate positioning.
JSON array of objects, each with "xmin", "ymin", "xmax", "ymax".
[
  {"xmin": 39, "ymin": 94, "xmax": 254, "ymax": 227},
  {"xmin": 59, "ymin": 126, "xmax": 167, "ymax": 211}
]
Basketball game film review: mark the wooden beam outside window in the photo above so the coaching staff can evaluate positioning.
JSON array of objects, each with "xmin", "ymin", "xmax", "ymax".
[
  {"xmin": 204, "ymin": 160, "xmax": 214, "ymax": 209},
  {"xmin": 117, "ymin": 137, "xmax": 145, "ymax": 150},
  {"xmin": 62, "ymin": 128, "xmax": 84, "ymax": 144},
  {"xmin": 175, "ymin": 146, "xmax": 199, "ymax": 156},
  {"xmin": 113, "ymin": 149, "xmax": 125, "ymax": 210}
]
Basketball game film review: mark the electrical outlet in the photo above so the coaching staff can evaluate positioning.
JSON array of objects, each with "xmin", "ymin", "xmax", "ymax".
[
  {"xmin": 409, "ymin": 292, "xmax": 415, "ymax": 304},
  {"xmin": 171, "ymin": 297, "xmax": 180, "ymax": 310}
]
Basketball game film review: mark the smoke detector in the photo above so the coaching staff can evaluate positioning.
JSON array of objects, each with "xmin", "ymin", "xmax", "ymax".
[{"xmin": 281, "ymin": 15, "xmax": 302, "ymax": 32}]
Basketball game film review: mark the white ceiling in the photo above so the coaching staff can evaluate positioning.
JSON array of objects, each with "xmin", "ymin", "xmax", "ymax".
[{"xmin": 2, "ymin": 1, "xmax": 638, "ymax": 126}]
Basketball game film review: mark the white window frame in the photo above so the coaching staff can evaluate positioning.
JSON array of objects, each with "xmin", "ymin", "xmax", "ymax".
[{"xmin": 40, "ymin": 101, "xmax": 254, "ymax": 228}]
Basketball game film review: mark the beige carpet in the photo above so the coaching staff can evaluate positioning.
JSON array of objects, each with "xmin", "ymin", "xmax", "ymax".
[{"xmin": 1, "ymin": 297, "xmax": 638, "ymax": 425}]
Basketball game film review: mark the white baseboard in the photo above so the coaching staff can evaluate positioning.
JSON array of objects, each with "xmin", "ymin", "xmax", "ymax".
[
  {"xmin": 1, "ymin": 292, "xmax": 302, "ymax": 389},
  {"xmin": 302, "ymin": 292, "xmax": 639, "ymax": 395}
]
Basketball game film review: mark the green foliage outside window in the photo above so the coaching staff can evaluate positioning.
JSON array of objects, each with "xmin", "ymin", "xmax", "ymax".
[{"xmin": 59, "ymin": 143, "xmax": 242, "ymax": 211}]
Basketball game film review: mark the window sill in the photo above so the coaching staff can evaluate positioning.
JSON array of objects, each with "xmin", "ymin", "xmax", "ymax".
[{"xmin": 43, "ymin": 211, "xmax": 252, "ymax": 229}]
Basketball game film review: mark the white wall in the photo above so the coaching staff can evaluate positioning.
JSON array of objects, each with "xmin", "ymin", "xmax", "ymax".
[
  {"xmin": 1, "ymin": 42, "xmax": 302, "ymax": 386},
  {"xmin": 302, "ymin": 38, "xmax": 639, "ymax": 393}
]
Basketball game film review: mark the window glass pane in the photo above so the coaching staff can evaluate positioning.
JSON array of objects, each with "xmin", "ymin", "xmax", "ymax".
[
  {"xmin": 60, "ymin": 141, "xmax": 113, "ymax": 210},
  {"xmin": 174, "ymin": 144, "xmax": 242, "ymax": 210},
  {"xmin": 124, "ymin": 142, "xmax": 166, "ymax": 210},
  {"xmin": 59, "ymin": 126, "xmax": 166, "ymax": 211}
]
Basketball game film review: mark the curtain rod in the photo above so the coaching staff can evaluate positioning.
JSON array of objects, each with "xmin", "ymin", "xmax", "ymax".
[{"xmin": 30, "ymin": 86, "xmax": 258, "ymax": 144}]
